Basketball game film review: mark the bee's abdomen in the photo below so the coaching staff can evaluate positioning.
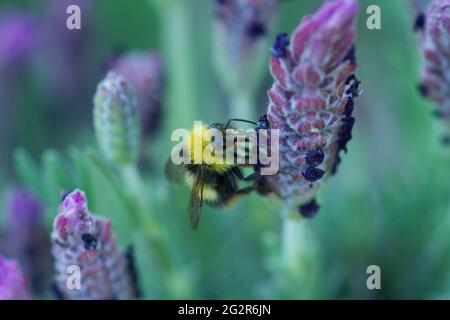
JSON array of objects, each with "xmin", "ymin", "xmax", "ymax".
[{"xmin": 184, "ymin": 171, "xmax": 219, "ymax": 202}]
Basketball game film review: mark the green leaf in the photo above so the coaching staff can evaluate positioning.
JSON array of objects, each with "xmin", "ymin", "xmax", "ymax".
[
  {"xmin": 41, "ymin": 150, "xmax": 74, "ymax": 223},
  {"xmin": 82, "ymin": 150, "xmax": 138, "ymax": 246},
  {"xmin": 13, "ymin": 148, "xmax": 42, "ymax": 197}
]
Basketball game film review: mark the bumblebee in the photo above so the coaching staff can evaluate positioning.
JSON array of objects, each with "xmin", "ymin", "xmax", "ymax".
[{"xmin": 165, "ymin": 118, "xmax": 266, "ymax": 229}]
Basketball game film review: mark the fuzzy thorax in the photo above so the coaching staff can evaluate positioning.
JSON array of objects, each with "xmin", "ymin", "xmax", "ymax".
[{"xmin": 185, "ymin": 123, "xmax": 232, "ymax": 174}]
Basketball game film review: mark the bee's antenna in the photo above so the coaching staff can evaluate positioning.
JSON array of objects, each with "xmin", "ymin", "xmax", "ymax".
[{"xmin": 225, "ymin": 119, "xmax": 258, "ymax": 129}]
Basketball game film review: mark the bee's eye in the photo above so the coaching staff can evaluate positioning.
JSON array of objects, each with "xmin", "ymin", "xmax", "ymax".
[{"xmin": 81, "ymin": 233, "xmax": 98, "ymax": 250}]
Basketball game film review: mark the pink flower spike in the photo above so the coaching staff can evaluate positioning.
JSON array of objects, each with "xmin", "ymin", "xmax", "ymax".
[
  {"xmin": 51, "ymin": 189, "xmax": 139, "ymax": 300},
  {"xmin": 264, "ymin": 0, "xmax": 361, "ymax": 217},
  {"xmin": 418, "ymin": 0, "xmax": 450, "ymax": 144},
  {"xmin": 0, "ymin": 256, "xmax": 31, "ymax": 300}
]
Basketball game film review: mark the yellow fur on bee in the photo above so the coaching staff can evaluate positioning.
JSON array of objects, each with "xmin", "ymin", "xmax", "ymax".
[
  {"xmin": 185, "ymin": 123, "xmax": 232, "ymax": 173},
  {"xmin": 185, "ymin": 172, "xmax": 219, "ymax": 202}
]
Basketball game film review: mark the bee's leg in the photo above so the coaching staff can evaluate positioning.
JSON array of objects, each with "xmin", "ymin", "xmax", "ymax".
[
  {"xmin": 236, "ymin": 185, "xmax": 256, "ymax": 195},
  {"xmin": 224, "ymin": 119, "xmax": 257, "ymax": 130},
  {"xmin": 233, "ymin": 166, "xmax": 260, "ymax": 181}
]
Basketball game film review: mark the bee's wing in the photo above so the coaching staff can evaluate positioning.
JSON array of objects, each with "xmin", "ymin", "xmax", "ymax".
[
  {"xmin": 164, "ymin": 159, "xmax": 185, "ymax": 184},
  {"xmin": 189, "ymin": 172, "xmax": 204, "ymax": 230}
]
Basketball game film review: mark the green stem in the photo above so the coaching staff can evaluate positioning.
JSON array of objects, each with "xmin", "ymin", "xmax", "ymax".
[
  {"xmin": 156, "ymin": 0, "xmax": 198, "ymax": 132},
  {"xmin": 279, "ymin": 207, "xmax": 320, "ymax": 299},
  {"xmin": 280, "ymin": 208, "xmax": 312, "ymax": 272},
  {"xmin": 229, "ymin": 91, "xmax": 256, "ymax": 121},
  {"xmin": 119, "ymin": 164, "xmax": 175, "ymax": 288},
  {"xmin": 282, "ymin": 213, "xmax": 301, "ymax": 270}
]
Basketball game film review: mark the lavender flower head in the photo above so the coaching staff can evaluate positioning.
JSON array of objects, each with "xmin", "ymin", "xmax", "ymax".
[
  {"xmin": 214, "ymin": 0, "xmax": 279, "ymax": 93},
  {"xmin": 0, "ymin": 11, "xmax": 36, "ymax": 73},
  {"xmin": 0, "ymin": 256, "xmax": 31, "ymax": 300},
  {"xmin": 51, "ymin": 189, "xmax": 136, "ymax": 299},
  {"xmin": 417, "ymin": 0, "xmax": 450, "ymax": 143},
  {"xmin": 6, "ymin": 188, "xmax": 52, "ymax": 295},
  {"xmin": 6, "ymin": 188, "xmax": 43, "ymax": 228},
  {"xmin": 265, "ymin": 0, "xmax": 361, "ymax": 216},
  {"xmin": 110, "ymin": 51, "xmax": 164, "ymax": 137},
  {"xmin": 33, "ymin": 0, "xmax": 94, "ymax": 108}
]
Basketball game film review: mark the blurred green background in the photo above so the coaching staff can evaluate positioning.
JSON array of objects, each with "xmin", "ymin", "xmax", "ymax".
[{"xmin": 1, "ymin": 0, "xmax": 449, "ymax": 299}]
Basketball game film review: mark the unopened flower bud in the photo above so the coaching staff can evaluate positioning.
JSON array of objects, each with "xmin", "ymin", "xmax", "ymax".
[{"xmin": 93, "ymin": 72, "xmax": 140, "ymax": 165}]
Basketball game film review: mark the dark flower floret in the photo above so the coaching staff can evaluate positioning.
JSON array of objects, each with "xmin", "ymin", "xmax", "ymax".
[
  {"xmin": 60, "ymin": 190, "xmax": 73, "ymax": 202},
  {"xmin": 246, "ymin": 20, "xmax": 266, "ymax": 39},
  {"xmin": 305, "ymin": 147, "xmax": 325, "ymax": 166},
  {"xmin": 270, "ymin": 32, "xmax": 289, "ymax": 58},
  {"xmin": 346, "ymin": 77, "xmax": 361, "ymax": 97},
  {"xmin": 344, "ymin": 97, "xmax": 354, "ymax": 117},
  {"xmin": 414, "ymin": 12, "xmax": 426, "ymax": 31},
  {"xmin": 337, "ymin": 117, "xmax": 355, "ymax": 152},
  {"xmin": 81, "ymin": 233, "xmax": 98, "ymax": 250},
  {"xmin": 302, "ymin": 167, "xmax": 325, "ymax": 182},
  {"xmin": 298, "ymin": 199, "xmax": 320, "ymax": 218},
  {"xmin": 342, "ymin": 45, "xmax": 356, "ymax": 65},
  {"xmin": 417, "ymin": 83, "xmax": 429, "ymax": 97}
]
